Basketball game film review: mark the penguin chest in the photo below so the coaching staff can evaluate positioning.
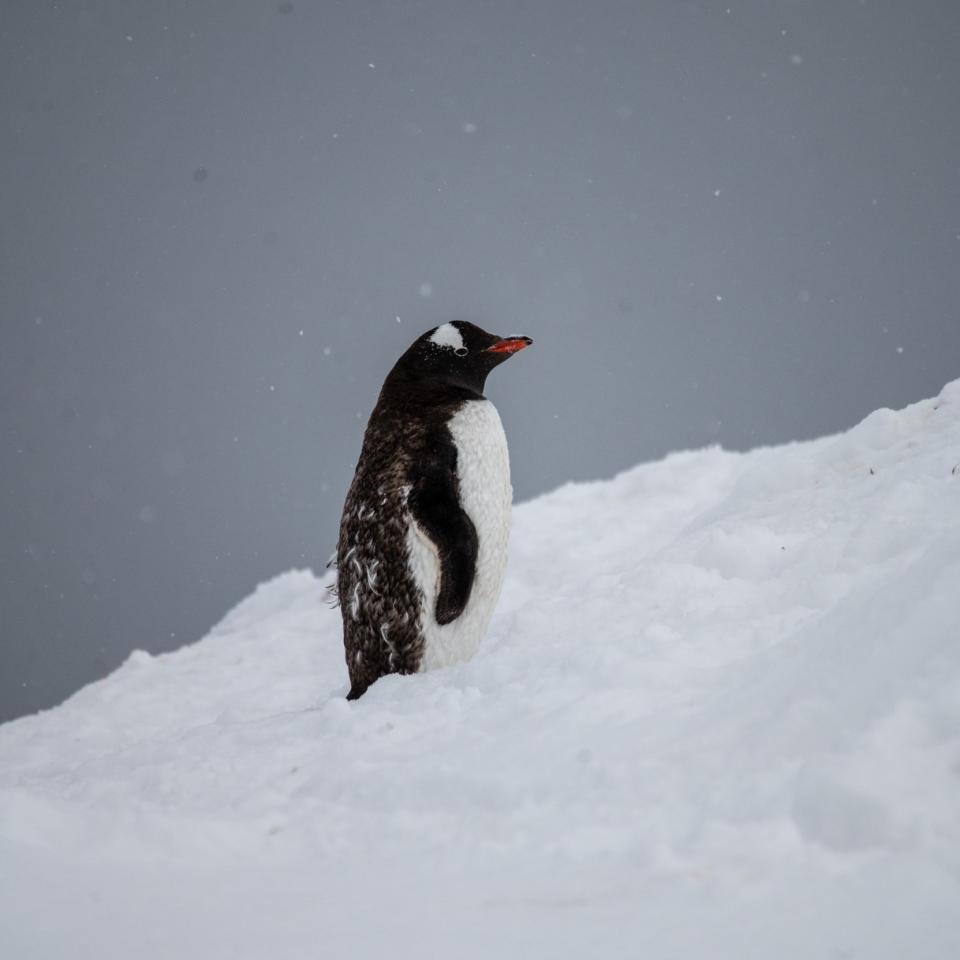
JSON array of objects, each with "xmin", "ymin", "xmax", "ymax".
[{"xmin": 407, "ymin": 399, "xmax": 512, "ymax": 671}]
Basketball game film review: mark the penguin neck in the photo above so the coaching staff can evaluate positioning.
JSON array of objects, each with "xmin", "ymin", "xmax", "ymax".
[{"xmin": 378, "ymin": 369, "xmax": 487, "ymax": 413}]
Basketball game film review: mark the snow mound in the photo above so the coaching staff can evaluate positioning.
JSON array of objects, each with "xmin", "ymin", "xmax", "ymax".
[{"xmin": 3, "ymin": 382, "xmax": 960, "ymax": 959}]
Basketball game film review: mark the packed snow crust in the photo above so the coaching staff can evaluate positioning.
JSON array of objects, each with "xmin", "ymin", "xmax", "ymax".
[{"xmin": 3, "ymin": 383, "xmax": 960, "ymax": 959}]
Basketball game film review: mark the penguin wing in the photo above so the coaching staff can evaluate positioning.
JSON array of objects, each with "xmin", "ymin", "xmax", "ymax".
[{"xmin": 406, "ymin": 429, "xmax": 478, "ymax": 625}]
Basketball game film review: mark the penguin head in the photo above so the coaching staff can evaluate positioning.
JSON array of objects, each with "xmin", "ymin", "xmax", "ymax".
[{"xmin": 387, "ymin": 321, "xmax": 533, "ymax": 398}]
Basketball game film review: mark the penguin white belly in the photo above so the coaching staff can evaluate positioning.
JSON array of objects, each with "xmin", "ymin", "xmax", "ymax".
[{"xmin": 406, "ymin": 399, "xmax": 512, "ymax": 671}]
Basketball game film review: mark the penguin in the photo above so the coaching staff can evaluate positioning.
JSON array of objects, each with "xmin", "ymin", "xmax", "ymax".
[{"xmin": 336, "ymin": 320, "xmax": 532, "ymax": 699}]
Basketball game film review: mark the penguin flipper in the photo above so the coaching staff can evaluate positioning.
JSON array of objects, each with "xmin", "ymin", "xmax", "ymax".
[{"xmin": 407, "ymin": 436, "xmax": 478, "ymax": 625}]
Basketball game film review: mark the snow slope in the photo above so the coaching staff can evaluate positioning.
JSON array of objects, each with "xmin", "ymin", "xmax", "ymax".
[{"xmin": 3, "ymin": 383, "xmax": 960, "ymax": 959}]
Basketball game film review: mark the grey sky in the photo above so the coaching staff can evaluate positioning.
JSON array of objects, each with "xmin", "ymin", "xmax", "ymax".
[{"xmin": 2, "ymin": 0, "xmax": 959, "ymax": 722}]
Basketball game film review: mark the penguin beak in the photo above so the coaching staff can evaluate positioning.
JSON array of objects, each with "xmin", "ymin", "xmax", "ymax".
[{"xmin": 484, "ymin": 336, "xmax": 533, "ymax": 355}]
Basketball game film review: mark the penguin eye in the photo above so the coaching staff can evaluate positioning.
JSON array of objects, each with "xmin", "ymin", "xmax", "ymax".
[{"xmin": 454, "ymin": 347, "xmax": 468, "ymax": 357}]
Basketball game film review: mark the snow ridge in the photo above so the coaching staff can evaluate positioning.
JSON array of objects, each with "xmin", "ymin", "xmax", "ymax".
[{"xmin": 3, "ymin": 382, "xmax": 960, "ymax": 959}]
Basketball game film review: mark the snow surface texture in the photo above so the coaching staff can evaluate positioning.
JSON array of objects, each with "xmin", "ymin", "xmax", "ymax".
[{"xmin": 3, "ymin": 383, "xmax": 960, "ymax": 959}]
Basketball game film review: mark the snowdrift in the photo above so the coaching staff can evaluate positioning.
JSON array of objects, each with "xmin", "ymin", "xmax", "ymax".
[{"xmin": 3, "ymin": 383, "xmax": 960, "ymax": 959}]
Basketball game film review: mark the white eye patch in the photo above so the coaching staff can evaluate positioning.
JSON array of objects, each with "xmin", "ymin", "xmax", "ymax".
[{"xmin": 428, "ymin": 323, "xmax": 465, "ymax": 352}]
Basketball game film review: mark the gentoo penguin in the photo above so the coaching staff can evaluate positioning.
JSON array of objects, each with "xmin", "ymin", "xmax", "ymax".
[{"xmin": 336, "ymin": 320, "xmax": 532, "ymax": 699}]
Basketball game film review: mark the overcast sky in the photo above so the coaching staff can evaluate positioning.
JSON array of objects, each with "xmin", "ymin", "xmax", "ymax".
[{"xmin": 2, "ymin": 0, "xmax": 959, "ymax": 722}]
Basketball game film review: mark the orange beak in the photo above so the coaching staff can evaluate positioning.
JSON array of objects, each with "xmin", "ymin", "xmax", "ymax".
[{"xmin": 485, "ymin": 336, "xmax": 533, "ymax": 354}]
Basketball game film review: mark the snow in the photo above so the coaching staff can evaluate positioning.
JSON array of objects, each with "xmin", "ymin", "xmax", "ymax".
[{"xmin": 3, "ymin": 382, "xmax": 960, "ymax": 959}]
